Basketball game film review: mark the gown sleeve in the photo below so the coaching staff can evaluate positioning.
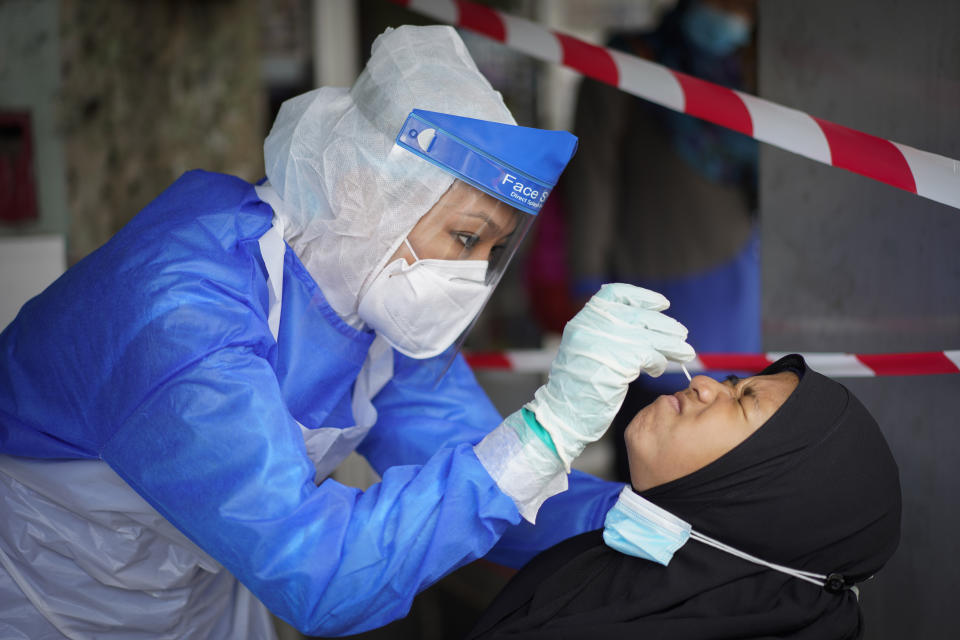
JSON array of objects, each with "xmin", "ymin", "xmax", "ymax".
[
  {"xmin": 95, "ymin": 255, "xmax": 528, "ymax": 637},
  {"xmin": 358, "ymin": 350, "xmax": 623, "ymax": 569}
]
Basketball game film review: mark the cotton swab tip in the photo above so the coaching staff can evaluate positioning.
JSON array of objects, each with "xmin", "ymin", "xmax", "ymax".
[{"xmin": 681, "ymin": 363, "xmax": 692, "ymax": 382}]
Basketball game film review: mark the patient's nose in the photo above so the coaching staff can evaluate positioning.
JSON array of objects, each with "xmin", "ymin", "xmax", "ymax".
[{"xmin": 690, "ymin": 375, "xmax": 730, "ymax": 403}]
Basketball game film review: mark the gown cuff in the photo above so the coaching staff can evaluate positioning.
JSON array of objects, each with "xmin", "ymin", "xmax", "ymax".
[{"xmin": 474, "ymin": 410, "xmax": 568, "ymax": 523}]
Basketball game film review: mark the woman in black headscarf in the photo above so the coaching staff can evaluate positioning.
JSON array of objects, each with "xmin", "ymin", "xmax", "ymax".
[{"xmin": 467, "ymin": 354, "xmax": 901, "ymax": 639}]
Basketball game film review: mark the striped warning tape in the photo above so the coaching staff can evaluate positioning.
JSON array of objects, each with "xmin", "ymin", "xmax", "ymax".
[
  {"xmin": 389, "ymin": 0, "xmax": 960, "ymax": 211},
  {"xmin": 464, "ymin": 350, "xmax": 960, "ymax": 377}
]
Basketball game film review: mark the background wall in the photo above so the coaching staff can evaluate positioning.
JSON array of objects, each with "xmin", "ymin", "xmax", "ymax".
[
  {"xmin": 58, "ymin": 0, "xmax": 265, "ymax": 263},
  {"xmin": 0, "ymin": 0, "xmax": 68, "ymax": 327},
  {"xmin": 0, "ymin": 0, "xmax": 68, "ymax": 237},
  {"xmin": 1, "ymin": 0, "xmax": 267, "ymax": 319},
  {"xmin": 758, "ymin": 1, "xmax": 959, "ymax": 637}
]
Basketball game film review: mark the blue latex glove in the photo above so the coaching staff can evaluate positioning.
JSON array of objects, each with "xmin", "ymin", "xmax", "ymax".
[{"xmin": 528, "ymin": 283, "xmax": 695, "ymax": 470}]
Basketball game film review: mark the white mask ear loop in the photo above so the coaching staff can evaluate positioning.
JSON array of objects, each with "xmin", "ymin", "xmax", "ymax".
[
  {"xmin": 404, "ymin": 237, "xmax": 420, "ymax": 263},
  {"xmin": 689, "ymin": 530, "xmax": 829, "ymax": 588}
]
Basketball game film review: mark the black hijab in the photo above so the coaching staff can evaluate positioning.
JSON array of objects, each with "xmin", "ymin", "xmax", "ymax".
[{"xmin": 468, "ymin": 355, "xmax": 901, "ymax": 639}]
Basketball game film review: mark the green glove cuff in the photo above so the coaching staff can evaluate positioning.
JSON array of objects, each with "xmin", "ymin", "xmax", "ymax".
[{"xmin": 520, "ymin": 407, "xmax": 559, "ymax": 456}]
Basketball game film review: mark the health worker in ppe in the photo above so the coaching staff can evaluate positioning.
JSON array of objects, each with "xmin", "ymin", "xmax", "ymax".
[{"xmin": 0, "ymin": 26, "xmax": 694, "ymax": 639}]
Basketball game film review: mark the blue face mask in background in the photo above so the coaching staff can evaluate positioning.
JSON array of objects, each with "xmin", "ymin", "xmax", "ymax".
[{"xmin": 681, "ymin": 2, "xmax": 752, "ymax": 57}]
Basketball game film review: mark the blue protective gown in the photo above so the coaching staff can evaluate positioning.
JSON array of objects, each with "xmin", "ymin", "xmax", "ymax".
[{"xmin": 0, "ymin": 170, "xmax": 620, "ymax": 636}]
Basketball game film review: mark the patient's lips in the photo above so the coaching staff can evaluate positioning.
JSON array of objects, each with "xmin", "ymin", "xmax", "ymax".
[{"xmin": 667, "ymin": 394, "xmax": 681, "ymax": 414}]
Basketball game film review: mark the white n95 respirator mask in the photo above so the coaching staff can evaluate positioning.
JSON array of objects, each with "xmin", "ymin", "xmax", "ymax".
[{"xmin": 358, "ymin": 240, "xmax": 491, "ymax": 359}]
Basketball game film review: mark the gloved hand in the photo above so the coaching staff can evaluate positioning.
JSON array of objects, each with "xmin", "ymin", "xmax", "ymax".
[
  {"xmin": 474, "ymin": 284, "xmax": 693, "ymax": 522},
  {"xmin": 527, "ymin": 283, "xmax": 695, "ymax": 471}
]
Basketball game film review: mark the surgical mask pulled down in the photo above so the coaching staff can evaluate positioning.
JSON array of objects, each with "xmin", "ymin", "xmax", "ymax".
[
  {"xmin": 604, "ymin": 487, "xmax": 844, "ymax": 591},
  {"xmin": 358, "ymin": 238, "xmax": 491, "ymax": 359}
]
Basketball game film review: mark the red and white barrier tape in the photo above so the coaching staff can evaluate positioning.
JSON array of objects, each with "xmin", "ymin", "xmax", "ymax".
[
  {"xmin": 464, "ymin": 350, "xmax": 960, "ymax": 377},
  {"xmin": 389, "ymin": 0, "xmax": 960, "ymax": 211}
]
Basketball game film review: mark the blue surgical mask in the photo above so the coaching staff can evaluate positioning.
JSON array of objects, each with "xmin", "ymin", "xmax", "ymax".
[
  {"xmin": 602, "ymin": 487, "xmax": 692, "ymax": 565},
  {"xmin": 603, "ymin": 486, "xmax": 852, "ymax": 592},
  {"xmin": 681, "ymin": 3, "xmax": 752, "ymax": 57}
]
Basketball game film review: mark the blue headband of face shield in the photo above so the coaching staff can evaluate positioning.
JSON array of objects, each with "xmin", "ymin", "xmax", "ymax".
[
  {"xmin": 603, "ymin": 487, "xmax": 853, "ymax": 593},
  {"xmin": 395, "ymin": 109, "xmax": 579, "ymax": 215}
]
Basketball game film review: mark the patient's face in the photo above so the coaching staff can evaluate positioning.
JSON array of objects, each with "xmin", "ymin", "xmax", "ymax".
[{"xmin": 625, "ymin": 371, "xmax": 799, "ymax": 491}]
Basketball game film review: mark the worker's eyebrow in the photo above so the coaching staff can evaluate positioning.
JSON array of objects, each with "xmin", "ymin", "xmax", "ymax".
[{"xmin": 459, "ymin": 211, "xmax": 502, "ymax": 234}]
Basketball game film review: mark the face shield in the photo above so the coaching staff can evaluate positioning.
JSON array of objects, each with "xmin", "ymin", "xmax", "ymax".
[{"xmin": 357, "ymin": 109, "xmax": 577, "ymax": 363}]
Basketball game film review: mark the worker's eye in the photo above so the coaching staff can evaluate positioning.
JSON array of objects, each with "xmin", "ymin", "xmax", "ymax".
[{"xmin": 454, "ymin": 232, "xmax": 480, "ymax": 250}]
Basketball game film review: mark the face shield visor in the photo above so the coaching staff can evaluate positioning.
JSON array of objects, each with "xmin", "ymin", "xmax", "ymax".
[{"xmin": 357, "ymin": 109, "xmax": 577, "ymax": 364}]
